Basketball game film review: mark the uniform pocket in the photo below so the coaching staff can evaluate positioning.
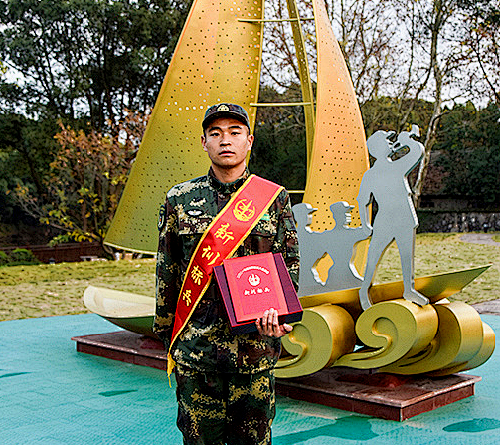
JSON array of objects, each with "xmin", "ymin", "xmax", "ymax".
[
  {"xmin": 178, "ymin": 210, "xmax": 211, "ymax": 236},
  {"xmin": 177, "ymin": 212, "xmax": 210, "ymax": 263}
]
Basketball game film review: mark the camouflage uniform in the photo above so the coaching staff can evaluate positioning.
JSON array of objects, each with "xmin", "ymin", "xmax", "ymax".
[
  {"xmin": 175, "ymin": 364, "xmax": 275, "ymax": 445},
  {"xmin": 154, "ymin": 168, "xmax": 299, "ymax": 444}
]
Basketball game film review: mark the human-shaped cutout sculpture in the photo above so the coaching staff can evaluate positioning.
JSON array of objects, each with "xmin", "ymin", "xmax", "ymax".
[
  {"xmin": 323, "ymin": 202, "xmax": 369, "ymax": 291},
  {"xmin": 293, "ymin": 201, "xmax": 369, "ymax": 295},
  {"xmin": 357, "ymin": 125, "xmax": 430, "ymax": 310},
  {"xmin": 292, "ymin": 203, "xmax": 326, "ymax": 296}
]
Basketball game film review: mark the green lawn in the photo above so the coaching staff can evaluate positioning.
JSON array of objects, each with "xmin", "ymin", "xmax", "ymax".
[
  {"xmin": 374, "ymin": 233, "xmax": 499, "ymax": 304},
  {"xmin": 0, "ymin": 258, "xmax": 157, "ymax": 321},
  {"xmin": 0, "ymin": 233, "xmax": 498, "ymax": 321}
]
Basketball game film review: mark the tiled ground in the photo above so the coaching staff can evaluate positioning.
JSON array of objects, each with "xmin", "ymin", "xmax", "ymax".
[{"xmin": 1, "ymin": 313, "xmax": 499, "ymax": 444}]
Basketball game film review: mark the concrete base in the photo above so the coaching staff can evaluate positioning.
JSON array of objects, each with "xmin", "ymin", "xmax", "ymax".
[{"xmin": 72, "ymin": 331, "xmax": 480, "ymax": 421}]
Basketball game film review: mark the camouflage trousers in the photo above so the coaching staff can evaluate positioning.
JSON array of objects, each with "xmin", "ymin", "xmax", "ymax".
[{"xmin": 175, "ymin": 364, "xmax": 276, "ymax": 445}]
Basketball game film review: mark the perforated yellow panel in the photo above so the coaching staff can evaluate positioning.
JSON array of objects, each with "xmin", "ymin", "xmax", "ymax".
[
  {"xmin": 303, "ymin": 0, "xmax": 370, "ymax": 274},
  {"xmin": 104, "ymin": 0, "xmax": 265, "ymax": 253},
  {"xmin": 285, "ymin": 0, "xmax": 315, "ymax": 167}
]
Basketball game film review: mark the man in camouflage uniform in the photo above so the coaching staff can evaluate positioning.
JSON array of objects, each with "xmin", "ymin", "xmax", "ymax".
[{"xmin": 154, "ymin": 103, "xmax": 299, "ymax": 445}]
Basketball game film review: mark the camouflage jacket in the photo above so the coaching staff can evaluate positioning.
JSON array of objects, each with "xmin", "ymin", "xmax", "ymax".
[{"xmin": 154, "ymin": 168, "xmax": 299, "ymax": 374}]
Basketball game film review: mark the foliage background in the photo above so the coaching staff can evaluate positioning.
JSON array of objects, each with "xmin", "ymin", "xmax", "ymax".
[{"xmin": 0, "ymin": 0, "xmax": 498, "ymax": 246}]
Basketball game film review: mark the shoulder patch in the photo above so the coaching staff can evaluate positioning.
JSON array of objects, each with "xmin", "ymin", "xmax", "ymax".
[{"xmin": 158, "ymin": 204, "xmax": 166, "ymax": 231}]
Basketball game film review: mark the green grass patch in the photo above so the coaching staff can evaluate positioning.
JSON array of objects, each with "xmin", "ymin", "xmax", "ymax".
[
  {"xmin": 0, "ymin": 259, "xmax": 156, "ymax": 321},
  {"xmin": 374, "ymin": 233, "xmax": 499, "ymax": 305},
  {"xmin": 0, "ymin": 233, "xmax": 498, "ymax": 321}
]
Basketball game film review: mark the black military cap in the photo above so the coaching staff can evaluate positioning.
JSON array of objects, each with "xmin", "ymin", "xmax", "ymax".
[{"xmin": 202, "ymin": 103, "xmax": 251, "ymax": 131}]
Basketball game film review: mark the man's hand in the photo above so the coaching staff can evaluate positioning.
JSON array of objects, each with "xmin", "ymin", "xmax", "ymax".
[{"xmin": 255, "ymin": 308, "xmax": 293, "ymax": 338}]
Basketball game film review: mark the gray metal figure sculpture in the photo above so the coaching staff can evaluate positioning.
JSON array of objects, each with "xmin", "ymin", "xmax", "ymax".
[
  {"xmin": 292, "ymin": 201, "xmax": 369, "ymax": 296},
  {"xmin": 357, "ymin": 125, "xmax": 430, "ymax": 310},
  {"xmin": 292, "ymin": 203, "xmax": 326, "ymax": 296},
  {"xmin": 323, "ymin": 202, "xmax": 369, "ymax": 291}
]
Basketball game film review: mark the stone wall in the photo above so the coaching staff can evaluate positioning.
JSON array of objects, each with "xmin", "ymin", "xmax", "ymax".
[
  {"xmin": 1, "ymin": 242, "xmax": 106, "ymax": 263},
  {"xmin": 417, "ymin": 210, "xmax": 500, "ymax": 233}
]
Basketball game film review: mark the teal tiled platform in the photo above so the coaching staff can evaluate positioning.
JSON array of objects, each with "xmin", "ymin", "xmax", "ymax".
[{"xmin": 1, "ymin": 314, "xmax": 499, "ymax": 444}]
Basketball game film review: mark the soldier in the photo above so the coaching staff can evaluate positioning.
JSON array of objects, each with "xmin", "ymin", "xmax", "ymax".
[{"xmin": 154, "ymin": 103, "xmax": 300, "ymax": 445}]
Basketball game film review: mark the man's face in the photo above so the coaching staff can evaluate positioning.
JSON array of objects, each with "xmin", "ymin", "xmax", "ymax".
[{"xmin": 202, "ymin": 117, "xmax": 253, "ymax": 171}]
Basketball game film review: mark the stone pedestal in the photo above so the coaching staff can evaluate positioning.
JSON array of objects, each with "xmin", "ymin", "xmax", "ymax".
[
  {"xmin": 72, "ymin": 331, "xmax": 167, "ymax": 370},
  {"xmin": 275, "ymin": 367, "xmax": 480, "ymax": 421}
]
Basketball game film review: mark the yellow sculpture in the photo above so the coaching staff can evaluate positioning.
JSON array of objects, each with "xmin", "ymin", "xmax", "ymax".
[
  {"xmin": 104, "ymin": 0, "xmax": 266, "ymax": 253},
  {"xmin": 85, "ymin": 0, "xmax": 495, "ymax": 379}
]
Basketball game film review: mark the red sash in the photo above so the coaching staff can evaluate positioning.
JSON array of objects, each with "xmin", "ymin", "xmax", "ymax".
[{"xmin": 167, "ymin": 174, "xmax": 283, "ymax": 378}]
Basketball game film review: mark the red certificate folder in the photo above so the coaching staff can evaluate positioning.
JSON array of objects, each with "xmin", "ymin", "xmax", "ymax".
[
  {"xmin": 224, "ymin": 252, "xmax": 288, "ymax": 323},
  {"xmin": 214, "ymin": 252, "xmax": 303, "ymax": 334}
]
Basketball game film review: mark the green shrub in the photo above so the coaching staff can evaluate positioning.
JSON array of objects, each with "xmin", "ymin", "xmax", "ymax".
[
  {"xmin": 0, "ymin": 251, "xmax": 9, "ymax": 266},
  {"xmin": 8, "ymin": 248, "xmax": 40, "ymax": 266}
]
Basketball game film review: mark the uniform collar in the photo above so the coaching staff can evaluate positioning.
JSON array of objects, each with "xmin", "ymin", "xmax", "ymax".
[{"xmin": 208, "ymin": 167, "xmax": 250, "ymax": 195}]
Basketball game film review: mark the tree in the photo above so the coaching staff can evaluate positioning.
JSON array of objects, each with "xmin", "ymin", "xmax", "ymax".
[
  {"xmin": 360, "ymin": 97, "xmax": 434, "ymax": 138},
  {"xmin": 329, "ymin": 0, "xmax": 402, "ymax": 107},
  {"xmin": 0, "ymin": 113, "xmax": 61, "ymax": 223},
  {"xmin": 433, "ymin": 102, "xmax": 499, "ymax": 206},
  {"xmin": 14, "ymin": 110, "xmax": 149, "ymax": 244},
  {"xmin": 252, "ymin": 85, "xmax": 307, "ymax": 197},
  {"xmin": 0, "ymin": 0, "xmax": 190, "ymax": 238},
  {"xmin": 0, "ymin": 0, "xmax": 190, "ymax": 128},
  {"xmin": 456, "ymin": 0, "xmax": 499, "ymax": 105},
  {"xmin": 403, "ymin": 0, "xmax": 498, "ymax": 203},
  {"xmin": 260, "ymin": 0, "xmax": 316, "ymax": 92},
  {"xmin": 332, "ymin": 0, "xmax": 499, "ymax": 203},
  {"xmin": 260, "ymin": 0, "xmax": 499, "ymax": 204}
]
